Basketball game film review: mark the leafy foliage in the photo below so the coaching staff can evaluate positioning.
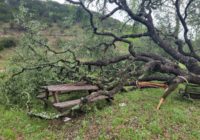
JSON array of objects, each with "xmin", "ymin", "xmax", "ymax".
[{"xmin": 0, "ymin": 1, "xmax": 131, "ymax": 107}]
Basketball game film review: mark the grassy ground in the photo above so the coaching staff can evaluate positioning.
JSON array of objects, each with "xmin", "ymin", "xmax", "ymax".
[{"xmin": 1, "ymin": 88, "xmax": 200, "ymax": 140}]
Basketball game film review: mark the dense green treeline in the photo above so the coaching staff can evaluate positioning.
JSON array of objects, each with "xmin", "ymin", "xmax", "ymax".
[
  {"xmin": 0, "ymin": 0, "xmax": 88, "ymax": 24},
  {"xmin": 0, "ymin": 0, "xmax": 122, "ymax": 32}
]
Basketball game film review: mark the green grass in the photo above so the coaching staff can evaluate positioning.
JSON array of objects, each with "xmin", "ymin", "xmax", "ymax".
[
  {"xmin": 0, "ymin": 107, "xmax": 59, "ymax": 140},
  {"xmin": 1, "ymin": 88, "xmax": 200, "ymax": 140}
]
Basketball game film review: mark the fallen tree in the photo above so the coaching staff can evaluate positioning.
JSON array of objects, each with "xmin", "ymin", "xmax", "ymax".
[
  {"xmin": 9, "ymin": 0, "xmax": 200, "ymax": 110},
  {"xmin": 63, "ymin": 0, "xmax": 200, "ymax": 109}
]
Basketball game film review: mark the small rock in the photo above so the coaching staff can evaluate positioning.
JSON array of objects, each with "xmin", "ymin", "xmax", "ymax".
[
  {"xmin": 119, "ymin": 103, "xmax": 127, "ymax": 107},
  {"xmin": 63, "ymin": 117, "xmax": 71, "ymax": 122}
]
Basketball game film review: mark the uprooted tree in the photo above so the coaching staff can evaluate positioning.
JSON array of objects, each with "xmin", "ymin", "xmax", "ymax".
[{"xmin": 4, "ymin": 0, "xmax": 200, "ymax": 109}]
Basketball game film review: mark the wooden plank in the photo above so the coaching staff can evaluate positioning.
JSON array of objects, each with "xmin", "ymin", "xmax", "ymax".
[
  {"xmin": 48, "ymin": 85, "xmax": 98, "ymax": 92},
  {"xmin": 52, "ymin": 92, "xmax": 59, "ymax": 103},
  {"xmin": 38, "ymin": 84, "xmax": 99, "ymax": 99},
  {"xmin": 41, "ymin": 82, "xmax": 87, "ymax": 88},
  {"xmin": 53, "ymin": 99, "xmax": 81, "ymax": 109},
  {"xmin": 53, "ymin": 95, "xmax": 108, "ymax": 109},
  {"xmin": 37, "ymin": 88, "xmax": 91, "ymax": 99},
  {"xmin": 41, "ymin": 84, "xmax": 98, "ymax": 92}
]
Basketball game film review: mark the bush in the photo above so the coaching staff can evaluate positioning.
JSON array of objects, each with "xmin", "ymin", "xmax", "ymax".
[
  {"xmin": 0, "ymin": 69, "xmax": 59, "ymax": 107},
  {"xmin": 0, "ymin": 37, "xmax": 17, "ymax": 50},
  {"xmin": 0, "ymin": 45, "xmax": 3, "ymax": 51}
]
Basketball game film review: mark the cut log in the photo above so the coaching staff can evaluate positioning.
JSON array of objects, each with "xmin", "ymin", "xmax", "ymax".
[{"xmin": 137, "ymin": 81, "xmax": 168, "ymax": 89}]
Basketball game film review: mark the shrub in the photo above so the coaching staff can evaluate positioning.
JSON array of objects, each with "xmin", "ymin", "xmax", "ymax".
[
  {"xmin": 0, "ymin": 37, "xmax": 17, "ymax": 50},
  {"xmin": 0, "ymin": 44, "xmax": 3, "ymax": 51},
  {"xmin": 0, "ymin": 69, "xmax": 60, "ymax": 107}
]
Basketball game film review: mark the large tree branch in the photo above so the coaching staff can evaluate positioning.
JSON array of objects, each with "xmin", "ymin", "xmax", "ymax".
[
  {"xmin": 80, "ymin": 54, "xmax": 133, "ymax": 66},
  {"xmin": 175, "ymin": 0, "xmax": 200, "ymax": 62},
  {"xmin": 100, "ymin": 6, "xmax": 121, "ymax": 21},
  {"xmin": 12, "ymin": 57, "xmax": 79, "ymax": 78},
  {"xmin": 175, "ymin": 0, "xmax": 200, "ymax": 60},
  {"xmin": 66, "ymin": 0, "xmax": 200, "ymax": 75},
  {"xmin": 121, "ymin": 32, "xmax": 149, "ymax": 39},
  {"xmin": 184, "ymin": 0, "xmax": 195, "ymax": 20},
  {"xmin": 118, "ymin": 0, "xmax": 150, "ymax": 26}
]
